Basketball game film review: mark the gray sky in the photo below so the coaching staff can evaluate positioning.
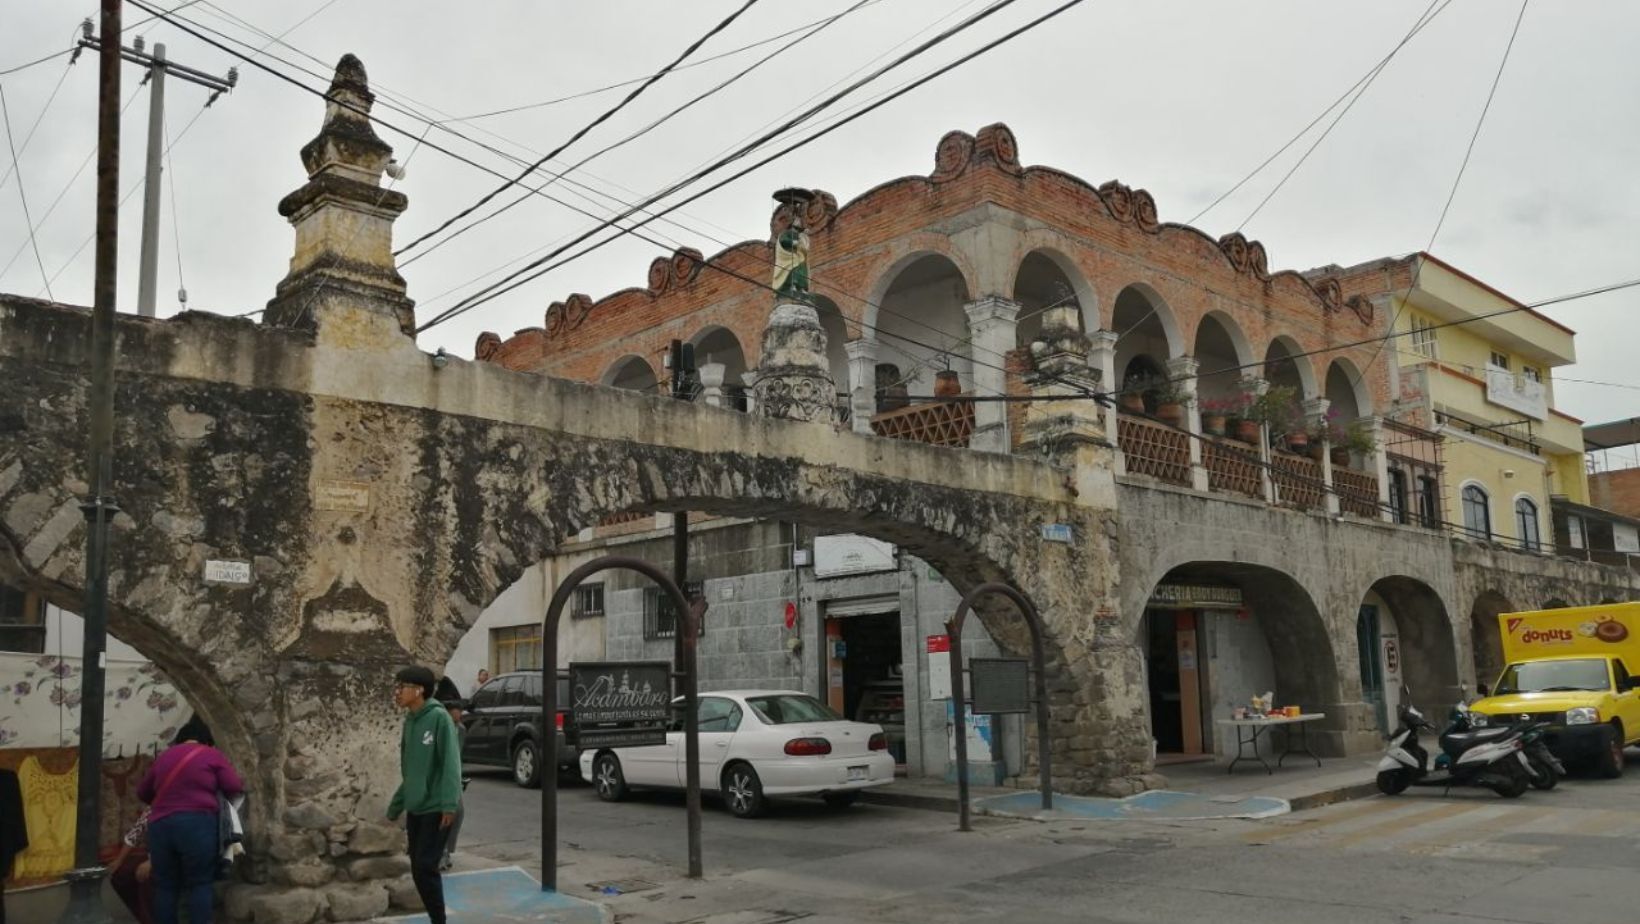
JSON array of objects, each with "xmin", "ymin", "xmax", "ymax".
[{"xmin": 2, "ymin": 0, "xmax": 1636, "ymax": 435}]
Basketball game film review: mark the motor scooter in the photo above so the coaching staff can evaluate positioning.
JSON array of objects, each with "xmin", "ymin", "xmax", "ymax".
[
  {"xmin": 1450, "ymin": 699, "xmax": 1563, "ymax": 791},
  {"xmin": 1376, "ymin": 702, "xmax": 1533, "ymax": 798}
]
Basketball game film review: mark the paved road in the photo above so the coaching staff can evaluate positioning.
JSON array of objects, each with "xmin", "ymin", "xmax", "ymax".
[{"xmin": 454, "ymin": 763, "xmax": 1640, "ymax": 924}]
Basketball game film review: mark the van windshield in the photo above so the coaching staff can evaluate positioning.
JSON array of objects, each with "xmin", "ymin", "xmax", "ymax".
[{"xmin": 1493, "ymin": 659, "xmax": 1610, "ymax": 694}]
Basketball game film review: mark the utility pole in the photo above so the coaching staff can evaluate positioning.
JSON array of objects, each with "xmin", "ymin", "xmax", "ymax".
[
  {"xmin": 668, "ymin": 339, "xmax": 697, "ymax": 676},
  {"xmin": 57, "ymin": 3, "xmax": 122, "ymax": 923},
  {"xmin": 79, "ymin": 24, "xmax": 236, "ymax": 316}
]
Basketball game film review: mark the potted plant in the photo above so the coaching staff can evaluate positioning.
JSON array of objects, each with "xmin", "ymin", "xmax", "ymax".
[
  {"xmin": 1199, "ymin": 395, "xmax": 1245, "ymax": 437},
  {"xmin": 1149, "ymin": 377, "xmax": 1192, "ymax": 427},
  {"xmin": 1244, "ymin": 384, "xmax": 1300, "ymax": 447},
  {"xmin": 1331, "ymin": 417, "xmax": 1377, "ymax": 467}
]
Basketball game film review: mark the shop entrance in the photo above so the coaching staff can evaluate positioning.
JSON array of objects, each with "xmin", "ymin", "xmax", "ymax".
[
  {"xmin": 1146, "ymin": 609, "xmax": 1206, "ymax": 758},
  {"xmin": 824, "ymin": 610, "xmax": 906, "ymax": 766}
]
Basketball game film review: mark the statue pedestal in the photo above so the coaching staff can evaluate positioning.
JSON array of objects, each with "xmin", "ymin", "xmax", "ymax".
[{"xmin": 753, "ymin": 301, "xmax": 836, "ymax": 423}]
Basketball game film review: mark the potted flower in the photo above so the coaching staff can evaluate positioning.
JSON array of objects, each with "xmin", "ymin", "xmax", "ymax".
[
  {"xmin": 1331, "ymin": 417, "xmax": 1377, "ymax": 467},
  {"xmin": 1149, "ymin": 377, "xmax": 1192, "ymax": 428},
  {"xmin": 1244, "ymin": 384, "xmax": 1300, "ymax": 447},
  {"xmin": 1199, "ymin": 395, "xmax": 1246, "ymax": 437}
]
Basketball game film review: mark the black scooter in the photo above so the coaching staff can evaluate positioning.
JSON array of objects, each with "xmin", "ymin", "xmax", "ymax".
[{"xmin": 1376, "ymin": 702, "xmax": 1533, "ymax": 798}]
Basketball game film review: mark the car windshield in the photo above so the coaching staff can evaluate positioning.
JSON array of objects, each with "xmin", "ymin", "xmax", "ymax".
[
  {"xmin": 1493, "ymin": 659, "xmax": 1610, "ymax": 694},
  {"xmin": 747, "ymin": 694, "xmax": 842, "ymax": 725}
]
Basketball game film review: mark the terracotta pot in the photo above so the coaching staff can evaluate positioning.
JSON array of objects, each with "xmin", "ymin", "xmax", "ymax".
[
  {"xmin": 1285, "ymin": 432, "xmax": 1309, "ymax": 453},
  {"xmin": 1331, "ymin": 447, "xmax": 1351, "ymax": 468},
  {"xmin": 1234, "ymin": 419, "xmax": 1261, "ymax": 444},
  {"xmin": 1203, "ymin": 414, "xmax": 1228, "ymax": 437},
  {"xmin": 1156, "ymin": 402, "xmax": 1185, "ymax": 427},
  {"xmin": 1120, "ymin": 393, "xmax": 1146, "ymax": 413},
  {"xmin": 1307, "ymin": 442, "xmax": 1326, "ymax": 462},
  {"xmin": 933, "ymin": 369, "xmax": 962, "ymax": 398}
]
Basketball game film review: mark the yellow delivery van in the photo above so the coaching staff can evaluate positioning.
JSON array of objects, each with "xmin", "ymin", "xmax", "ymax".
[{"xmin": 1469, "ymin": 603, "xmax": 1640, "ymax": 777}]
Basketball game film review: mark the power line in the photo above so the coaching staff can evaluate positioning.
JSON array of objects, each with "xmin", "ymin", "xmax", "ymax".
[
  {"xmin": 417, "ymin": 0, "xmax": 1072, "ymax": 333},
  {"xmin": 0, "ymin": 1, "xmax": 212, "ymax": 76},
  {"xmin": 394, "ymin": 0, "xmax": 765, "ymax": 258},
  {"xmin": 0, "ymin": 57, "xmax": 76, "ymax": 192},
  {"xmin": 0, "ymin": 83, "xmax": 53, "ymax": 299},
  {"xmin": 397, "ymin": 0, "xmax": 876, "ymax": 269}
]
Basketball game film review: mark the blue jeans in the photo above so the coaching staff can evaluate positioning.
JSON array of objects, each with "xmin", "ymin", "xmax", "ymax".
[{"xmin": 148, "ymin": 811, "xmax": 218, "ymax": 924}]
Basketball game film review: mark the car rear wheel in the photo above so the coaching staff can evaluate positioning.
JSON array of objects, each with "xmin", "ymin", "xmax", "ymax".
[
  {"xmin": 1597, "ymin": 724, "xmax": 1625, "ymax": 779},
  {"xmin": 722, "ymin": 763, "xmax": 765, "ymax": 819},
  {"xmin": 822, "ymin": 791, "xmax": 859, "ymax": 810},
  {"xmin": 511, "ymin": 739, "xmax": 542, "ymax": 789},
  {"xmin": 593, "ymin": 752, "xmax": 628, "ymax": 802}
]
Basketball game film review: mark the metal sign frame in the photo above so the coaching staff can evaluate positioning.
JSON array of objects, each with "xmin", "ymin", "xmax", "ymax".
[
  {"xmin": 542, "ymin": 556, "xmax": 705, "ymax": 889},
  {"xmin": 969, "ymin": 657, "xmax": 1031, "ymax": 714},
  {"xmin": 568, "ymin": 659, "xmax": 673, "ymax": 749}
]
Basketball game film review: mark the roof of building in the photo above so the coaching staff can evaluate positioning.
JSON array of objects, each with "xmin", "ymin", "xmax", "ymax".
[{"xmin": 1584, "ymin": 417, "xmax": 1640, "ymax": 452}]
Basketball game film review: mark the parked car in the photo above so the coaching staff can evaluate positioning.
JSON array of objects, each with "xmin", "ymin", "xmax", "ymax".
[
  {"xmin": 578, "ymin": 690, "xmax": 896, "ymax": 818},
  {"xmin": 461, "ymin": 671, "xmax": 575, "ymax": 788}
]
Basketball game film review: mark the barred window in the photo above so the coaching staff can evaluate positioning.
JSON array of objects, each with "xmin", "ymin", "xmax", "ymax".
[
  {"xmin": 643, "ymin": 581, "xmax": 704, "ymax": 641},
  {"xmin": 571, "ymin": 583, "xmax": 605, "ymax": 619}
]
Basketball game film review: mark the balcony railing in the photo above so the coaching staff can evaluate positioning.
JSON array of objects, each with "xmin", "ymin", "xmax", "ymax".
[
  {"xmin": 1334, "ymin": 466, "xmax": 1381, "ymax": 519},
  {"xmin": 1202, "ymin": 436, "xmax": 1262, "ymax": 498},
  {"xmin": 1271, "ymin": 451, "xmax": 1324, "ymax": 510},
  {"xmin": 870, "ymin": 398, "xmax": 974, "ymax": 448},
  {"xmin": 1117, "ymin": 413, "xmax": 1191, "ymax": 486}
]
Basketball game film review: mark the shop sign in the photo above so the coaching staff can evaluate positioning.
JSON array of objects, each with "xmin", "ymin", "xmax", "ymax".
[
  {"xmin": 927, "ymin": 635, "xmax": 952, "ymax": 700},
  {"xmin": 812, "ymin": 534, "xmax": 897, "ymax": 578},
  {"xmin": 970, "ymin": 658, "xmax": 1030, "ymax": 714},
  {"xmin": 569, "ymin": 660, "xmax": 671, "ymax": 748},
  {"xmin": 1150, "ymin": 584, "xmax": 1243, "ymax": 607}
]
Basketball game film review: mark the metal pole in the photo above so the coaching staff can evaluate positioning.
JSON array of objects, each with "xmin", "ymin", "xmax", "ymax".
[
  {"xmin": 669, "ymin": 339, "xmax": 694, "ymax": 679},
  {"xmin": 947, "ymin": 618, "xmax": 971, "ymax": 832},
  {"xmin": 58, "ymin": 2, "xmax": 121, "ymax": 921},
  {"xmin": 136, "ymin": 42, "xmax": 164, "ymax": 317}
]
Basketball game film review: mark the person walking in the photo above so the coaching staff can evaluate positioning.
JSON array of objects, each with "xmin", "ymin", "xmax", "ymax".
[
  {"xmin": 387, "ymin": 666, "xmax": 461, "ymax": 924},
  {"xmin": 136, "ymin": 716, "xmax": 243, "ymax": 924},
  {"xmin": 438, "ymin": 697, "xmax": 468, "ymax": 871}
]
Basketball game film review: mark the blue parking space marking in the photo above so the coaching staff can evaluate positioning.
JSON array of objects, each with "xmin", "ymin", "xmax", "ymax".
[{"xmin": 378, "ymin": 866, "xmax": 607, "ymax": 923}]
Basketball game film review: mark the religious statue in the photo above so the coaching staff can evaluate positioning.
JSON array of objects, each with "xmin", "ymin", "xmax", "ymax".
[{"xmin": 771, "ymin": 187, "xmax": 815, "ymax": 300}]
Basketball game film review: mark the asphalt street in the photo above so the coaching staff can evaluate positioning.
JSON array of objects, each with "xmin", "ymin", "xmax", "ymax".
[{"xmin": 453, "ymin": 759, "xmax": 1640, "ymax": 924}]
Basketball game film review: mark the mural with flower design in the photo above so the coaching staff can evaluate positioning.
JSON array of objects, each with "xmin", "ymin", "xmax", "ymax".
[{"xmin": 0, "ymin": 653, "xmax": 182, "ymax": 756}]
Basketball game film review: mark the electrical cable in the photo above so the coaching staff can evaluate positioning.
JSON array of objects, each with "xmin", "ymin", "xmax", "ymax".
[
  {"xmin": 416, "ymin": 0, "xmax": 1075, "ymax": 334},
  {"xmin": 0, "ymin": 0, "xmax": 212, "ymax": 76},
  {"xmin": 394, "ymin": 0, "xmax": 765, "ymax": 258},
  {"xmin": 0, "ymin": 84, "xmax": 54, "ymax": 300},
  {"xmin": 397, "ymin": 0, "xmax": 877, "ymax": 270},
  {"xmin": 164, "ymin": 108, "xmax": 186, "ymax": 306},
  {"xmin": 0, "ymin": 58, "xmax": 75, "ymax": 192}
]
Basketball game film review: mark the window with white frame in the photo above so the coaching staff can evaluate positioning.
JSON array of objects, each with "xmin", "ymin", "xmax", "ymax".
[
  {"xmin": 1408, "ymin": 316, "xmax": 1439, "ymax": 360},
  {"xmin": 1515, "ymin": 497, "xmax": 1541, "ymax": 551},
  {"xmin": 1489, "ymin": 351, "xmax": 1510, "ymax": 370},
  {"xmin": 1461, "ymin": 484, "xmax": 1492, "ymax": 540}
]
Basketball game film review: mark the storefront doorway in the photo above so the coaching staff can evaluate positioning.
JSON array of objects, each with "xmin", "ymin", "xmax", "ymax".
[
  {"xmin": 1147, "ymin": 609, "xmax": 1206, "ymax": 758},
  {"xmin": 824, "ymin": 610, "xmax": 906, "ymax": 766}
]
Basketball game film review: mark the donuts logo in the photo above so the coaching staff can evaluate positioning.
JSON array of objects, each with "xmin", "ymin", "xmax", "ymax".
[{"xmin": 1507, "ymin": 618, "xmax": 1574, "ymax": 646}]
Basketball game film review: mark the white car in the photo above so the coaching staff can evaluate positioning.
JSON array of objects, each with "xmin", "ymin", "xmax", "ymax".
[{"xmin": 578, "ymin": 689, "xmax": 896, "ymax": 817}]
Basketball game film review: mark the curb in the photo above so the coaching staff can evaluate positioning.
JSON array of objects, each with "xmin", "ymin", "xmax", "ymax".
[
  {"xmin": 861, "ymin": 780, "xmax": 1381, "ymax": 816},
  {"xmin": 1285, "ymin": 780, "xmax": 1381, "ymax": 812}
]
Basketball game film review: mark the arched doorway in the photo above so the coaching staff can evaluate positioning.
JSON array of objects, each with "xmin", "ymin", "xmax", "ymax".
[
  {"xmin": 1112, "ymin": 284, "xmax": 1178, "ymax": 402},
  {"xmin": 689, "ymin": 326, "xmax": 749, "ymax": 411},
  {"xmin": 1140, "ymin": 563, "xmax": 1338, "ymax": 760},
  {"xmin": 1012, "ymin": 251, "xmax": 1089, "ymax": 347},
  {"xmin": 1471, "ymin": 590, "xmax": 1516, "ymax": 688},
  {"xmin": 871, "ymin": 255, "xmax": 972, "ymax": 396},
  {"xmin": 1358, "ymin": 577, "xmax": 1459, "ymax": 733},
  {"xmin": 601, "ymin": 354, "xmax": 660, "ymax": 393}
]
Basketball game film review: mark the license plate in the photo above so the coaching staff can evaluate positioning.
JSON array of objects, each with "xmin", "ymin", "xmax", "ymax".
[{"xmin": 847, "ymin": 766, "xmax": 867, "ymax": 782}]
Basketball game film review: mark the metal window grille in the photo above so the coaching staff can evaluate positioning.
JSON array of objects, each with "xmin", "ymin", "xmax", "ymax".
[
  {"xmin": 642, "ymin": 580, "xmax": 703, "ymax": 641},
  {"xmin": 571, "ymin": 583, "xmax": 605, "ymax": 619}
]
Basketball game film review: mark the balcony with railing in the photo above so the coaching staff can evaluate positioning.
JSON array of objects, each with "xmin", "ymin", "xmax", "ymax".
[
  {"xmin": 1202, "ymin": 435, "xmax": 1263, "ymax": 498},
  {"xmin": 870, "ymin": 398, "xmax": 975, "ymax": 448},
  {"xmin": 1116, "ymin": 412, "xmax": 1192, "ymax": 486}
]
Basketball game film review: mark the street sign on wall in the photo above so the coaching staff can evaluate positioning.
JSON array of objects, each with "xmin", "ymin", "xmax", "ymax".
[
  {"xmin": 569, "ymin": 660, "xmax": 672, "ymax": 747},
  {"xmin": 970, "ymin": 658, "xmax": 1030, "ymax": 714}
]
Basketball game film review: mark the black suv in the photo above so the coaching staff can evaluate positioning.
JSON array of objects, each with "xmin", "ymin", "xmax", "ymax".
[{"xmin": 462, "ymin": 671, "xmax": 574, "ymax": 788}]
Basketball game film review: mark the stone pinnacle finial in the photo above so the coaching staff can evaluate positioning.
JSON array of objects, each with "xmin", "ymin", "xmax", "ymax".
[{"xmin": 263, "ymin": 54, "xmax": 415, "ymax": 336}]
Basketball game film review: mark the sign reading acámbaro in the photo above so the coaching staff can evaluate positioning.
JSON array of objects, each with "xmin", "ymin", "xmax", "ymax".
[{"xmin": 569, "ymin": 661, "xmax": 672, "ymax": 748}]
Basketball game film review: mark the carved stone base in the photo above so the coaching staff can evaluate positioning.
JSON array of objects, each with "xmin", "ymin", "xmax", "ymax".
[{"xmin": 753, "ymin": 302, "xmax": 836, "ymax": 423}]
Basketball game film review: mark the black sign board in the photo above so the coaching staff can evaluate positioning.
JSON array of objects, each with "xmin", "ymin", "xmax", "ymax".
[
  {"xmin": 970, "ymin": 658, "xmax": 1030, "ymax": 714},
  {"xmin": 568, "ymin": 661, "xmax": 672, "ymax": 750}
]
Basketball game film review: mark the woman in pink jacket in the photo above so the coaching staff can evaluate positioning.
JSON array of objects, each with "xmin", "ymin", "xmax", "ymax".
[{"xmin": 136, "ymin": 717, "xmax": 244, "ymax": 924}]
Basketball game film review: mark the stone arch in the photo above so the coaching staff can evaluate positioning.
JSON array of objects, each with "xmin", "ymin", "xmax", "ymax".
[
  {"xmin": 1112, "ymin": 282, "xmax": 1183, "ymax": 364},
  {"xmin": 1193, "ymin": 311, "xmax": 1253, "ymax": 405},
  {"xmin": 1324, "ymin": 357, "xmax": 1373, "ymax": 418},
  {"xmin": 1129, "ymin": 560, "xmax": 1342, "ymax": 757},
  {"xmin": 1470, "ymin": 589, "xmax": 1516, "ymax": 688},
  {"xmin": 1359, "ymin": 576, "xmax": 1460, "ymax": 727},
  {"xmin": 1264, "ymin": 335, "xmax": 1316, "ymax": 398},
  {"xmin": 860, "ymin": 245, "xmax": 980, "ymax": 340},
  {"xmin": 811, "ymin": 294, "xmax": 852, "ymax": 390},
  {"xmin": 867, "ymin": 253, "xmax": 975, "ymax": 396},
  {"xmin": 689, "ymin": 325, "xmax": 750, "ymax": 408},
  {"xmin": 600, "ymin": 353, "xmax": 660, "ymax": 392},
  {"xmin": 1011, "ymin": 248, "xmax": 1098, "ymax": 347}
]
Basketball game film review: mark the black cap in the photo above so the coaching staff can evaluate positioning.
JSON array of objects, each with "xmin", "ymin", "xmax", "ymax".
[{"xmin": 395, "ymin": 665, "xmax": 437, "ymax": 699}]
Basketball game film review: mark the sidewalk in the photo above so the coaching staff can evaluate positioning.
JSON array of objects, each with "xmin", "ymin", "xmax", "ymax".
[{"xmin": 860, "ymin": 755, "xmax": 1381, "ymax": 817}]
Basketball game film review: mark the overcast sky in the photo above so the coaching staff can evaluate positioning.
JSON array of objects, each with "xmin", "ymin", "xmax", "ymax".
[{"xmin": 1, "ymin": 0, "xmax": 1636, "ymax": 442}]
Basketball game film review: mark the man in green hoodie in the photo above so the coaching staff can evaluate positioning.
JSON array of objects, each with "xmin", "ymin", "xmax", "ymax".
[{"xmin": 387, "ymin": 665, "xmax": 461, "ymax": 924}]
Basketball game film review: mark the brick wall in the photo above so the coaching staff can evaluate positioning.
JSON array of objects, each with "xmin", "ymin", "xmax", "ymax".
[{"xmin": 1591, "ymin": 468, "xmax": 1640, "ymax": 519}]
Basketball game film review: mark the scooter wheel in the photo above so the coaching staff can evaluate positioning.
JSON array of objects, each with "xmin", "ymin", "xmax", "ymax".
[
  {"xmin": 1490, "ymin": 761, "xmax": 1529, "ymax": 798},
  {"xmin": 1376, "ymin": 769, "xmax": 1411, "ymax": 795},
  {"xmin": 1528, "ymin": 755, "xmax": 1559, "ymax": 791}
]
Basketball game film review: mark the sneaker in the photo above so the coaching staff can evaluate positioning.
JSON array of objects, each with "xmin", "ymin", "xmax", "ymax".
[{"xmin": 439, "ymin": 854, "xmax": 453, "ymax": 871}]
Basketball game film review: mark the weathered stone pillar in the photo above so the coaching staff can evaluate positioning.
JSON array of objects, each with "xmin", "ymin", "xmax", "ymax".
[
  {"xmin": 698, "ymin": 361, "xmax": 726, "ymax": 408},
  {"xmin": 1167, "ymin": 355, "xmax": 1208, "ymax": 491},
  {"xmin": 753, "ymin": 301, "xmax": 836, "ymax": 423},
  {"xmin": 1241, "ymin": 375, "xmax": 1275, "ymax": 503},
  {"xmin": 1090, "ymin": 329, "xmax": 1122, "ymax": 471},
  {"xmin": 1367, "ymin": 415, "xmax": 1393, "ymax": 521},
  {"xmin": 1021, "ymin": 305, "xmax": 1114, "ymax": 507},
  {"xmin": 263, "ymin": 55, "xmax": 414, "ymax": 337},
  {"xmin": 964, "ymin": 296, "xmax": 1021, "ymax": 453},
  {"xmin": 843, "ymin": 338, "xmax": 877, "ymax": 435},
  {"xmin": 1307, "ymin": 397, "xmax": 1340, "ymax": 515}
]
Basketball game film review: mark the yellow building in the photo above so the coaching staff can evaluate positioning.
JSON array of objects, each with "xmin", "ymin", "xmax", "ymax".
[{"xmin": 1330, "ymin": 253, "xmax": 1586, "ymax": 549}]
